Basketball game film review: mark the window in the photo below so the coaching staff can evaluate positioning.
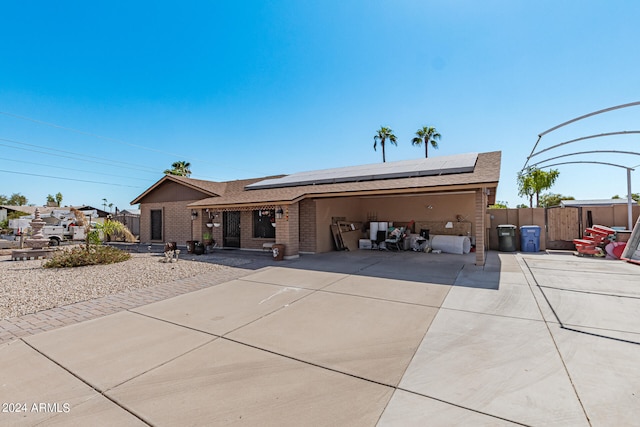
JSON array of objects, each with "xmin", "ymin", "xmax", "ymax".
[{"xmin": 253, "ymin": 209, "xmax": 275, "ymax": 238}]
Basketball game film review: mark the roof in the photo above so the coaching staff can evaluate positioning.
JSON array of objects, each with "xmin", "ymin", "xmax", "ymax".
[
  {"xmin": 130, "ymin": 174, "xmax": 287, "ymax": 205},
  {"xmin": 119, "ymin": 209, "xmax": 141, "ymax": 216},
  {"xmin": 561, "ymin": 198, "xmax": 638, "ymax": 207},
  {"xmin": 130, "ymin": 175, "xmax": 227, "ymax": 205},
  {"xmin": 247, "ymin": 152, "xmax": 478, "ymax": 189},
  {"xmin": 187, "ymin": 151, "xmax": 501, "ymax": 209},
  {"xmin": 0, "ymin": 206, "xmax": 59, "ymax": 215},
  {"xmin": 0, "ymin": 205, "xmax": 108, "ymax": 216}
]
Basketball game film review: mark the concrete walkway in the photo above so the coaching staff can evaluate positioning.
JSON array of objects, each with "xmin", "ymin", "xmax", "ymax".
[{"xmin": 0, "ymin": 250, "xmax": 638, "ymax": 426}]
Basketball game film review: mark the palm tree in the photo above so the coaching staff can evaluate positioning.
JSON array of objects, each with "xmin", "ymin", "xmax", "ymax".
[
  {"xmin": 373, "ymin": 126, "xmax": 397, "ymax": 163},
  {"xmin": 164, "ymin": 161, "xmax": 192, "ymax": 177},
  {"xmin": 412, "ymin": 126, "xmax": 441, "ymax": 158},
  {"xmin": 517, "ymin": 167, "xmax": 560, "ymax": 207}
]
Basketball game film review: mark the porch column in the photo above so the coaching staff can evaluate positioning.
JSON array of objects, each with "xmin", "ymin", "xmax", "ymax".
[
  {"xmin": 275, "ymin": 203, "xmax": 300, "ymax": 259},
  {"xmin": 475, "ymin": 188, "xmax": 487, "ymax": 265}
]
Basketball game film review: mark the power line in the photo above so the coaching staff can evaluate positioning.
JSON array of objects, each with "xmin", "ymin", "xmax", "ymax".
[
  {"xmin": 0, "ymin": 137, "xmax": 159, "ymax": 174},
  {"xmin": 0, "ymin": 156, "xmax": 151, "ymax": 181},
  {"xmin": 0, "ymin": 111, "xmax": 272, "ymax": 177},
  {"xmin": 0, "ymin": 110, "xmax": 187, "ymax": 158},
  {"xmin": 0, "ymin": 169, "xmax": 145, "ymax": 188}
]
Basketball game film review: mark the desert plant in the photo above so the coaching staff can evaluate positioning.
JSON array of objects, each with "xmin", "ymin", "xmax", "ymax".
[
  {"xmin": 70, "ymin": 207, "xmax": 97, "ymax": 248},
  {"xmin": 43, "ymin": 245, "xmax": 131, "ymax": 268},
  {"xmin": 96, "ymin": 219, "xmax": 136, "ymax": 242}
]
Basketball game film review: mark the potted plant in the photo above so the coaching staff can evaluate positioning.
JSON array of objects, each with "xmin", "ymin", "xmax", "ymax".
[
  {"xmin": 203, "ymin": 232, "xmax": 213, "ymax": 246},
  {"xmin": 193, "ymin": 241, "xmax": 205, "ymax": 255}
]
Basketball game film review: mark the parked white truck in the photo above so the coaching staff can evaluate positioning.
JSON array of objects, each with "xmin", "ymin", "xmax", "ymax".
[
  {"xmin": 8, "ymin": 209, "xmax": 96, "ymax": 246},
  {"xmin": 42, "ymin": 224, "xmax": 87, "ymax": 245}
]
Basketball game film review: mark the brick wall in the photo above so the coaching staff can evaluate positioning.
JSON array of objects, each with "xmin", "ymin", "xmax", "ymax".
[
  {"xmin": 140, "ymin": 201, "xmax": 198, "ymax": 245},
  {"xmin": 299, "ymin": 199, "xmax": 316, "ymax": 253},
  {"xmin": 275, "ymin": 203, "xmax": 300, "ymax": 258}
]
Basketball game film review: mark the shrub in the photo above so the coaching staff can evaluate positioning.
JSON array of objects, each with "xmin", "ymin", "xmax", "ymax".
[
  {"xmin": 87, "ymin": 229, "xmax": 102, "ymax": 245},
  {"xmin": 95, "ymin": 219, "xmax": 137, "ymax": 242},
  {"xmin": 44, "ymin": 245, "xmax": 131, "ymax": 268}
]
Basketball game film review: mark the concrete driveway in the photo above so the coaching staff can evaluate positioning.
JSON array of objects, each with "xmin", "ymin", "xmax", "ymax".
[{"xmin": 0, "ymin": 250, "xmax": 638, "ymax": 426}]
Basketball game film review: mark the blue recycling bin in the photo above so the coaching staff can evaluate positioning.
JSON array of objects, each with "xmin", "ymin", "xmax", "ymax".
[{"xmin": 520, "ymin": 225, "xmax": 541, "ymax": 252}]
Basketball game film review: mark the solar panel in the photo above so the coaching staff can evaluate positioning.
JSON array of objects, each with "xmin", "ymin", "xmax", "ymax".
[{"xmin": 246, "ymin": 152, "xmax": 478, "ymax": 190}]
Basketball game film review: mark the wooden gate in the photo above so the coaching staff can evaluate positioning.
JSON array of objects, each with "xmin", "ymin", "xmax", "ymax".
[
  {"xmin": 546, "ymin": 206, "xmax": 581, "ymax": 249},
  {"xmin": 223, "ymin": 211, "xmax": 241, "ymax": 247}
]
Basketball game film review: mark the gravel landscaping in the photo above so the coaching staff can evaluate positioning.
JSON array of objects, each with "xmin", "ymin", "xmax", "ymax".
[{"xmin": 0, "ymin": 253, "xmax": 238, "ymax": 319}]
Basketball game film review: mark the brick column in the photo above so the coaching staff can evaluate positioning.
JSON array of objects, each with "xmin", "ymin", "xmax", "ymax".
[
  {"xmin": 275, "ymin": 203, "xmax": 300, "ymax": 259},
  {"xmin": 475, "ymin": 188, "xmax": 487, "ymax": 265},
  {"xmin": 299, "ymin": 199, "xmax": 317, "ymax": 253}
]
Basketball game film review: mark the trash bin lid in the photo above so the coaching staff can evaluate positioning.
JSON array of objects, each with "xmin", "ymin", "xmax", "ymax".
[
  {"xmin": 520, "ymin": 225, "xmax": 540, "ymax": 229},
  {"xmin": 497, "ymin": 224, "xmax": 517, "ymax": 229}
]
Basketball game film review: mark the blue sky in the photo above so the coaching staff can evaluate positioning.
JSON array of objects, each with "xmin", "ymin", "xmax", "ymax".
[{"xmin": 2, "ymin": 1, "xmax": 640, "ymax": 211}]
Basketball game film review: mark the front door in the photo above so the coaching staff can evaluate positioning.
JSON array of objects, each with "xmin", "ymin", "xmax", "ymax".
[
  {"xmin": 150, "ymin": 209, "xmax": 162, "ymax": 241},
  {"xmin": 223, "ymin": 211, "xmax": 241, "ymax": 247}
]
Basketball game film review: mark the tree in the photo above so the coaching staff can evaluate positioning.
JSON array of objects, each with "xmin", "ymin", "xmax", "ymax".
[
  {"xmin": 612, "ymin": 193, "xmax": 640, "ymax": 203},
  {"xmin": 411, "ymin": 126, "xmax": 441, "ymax": 158},
  {"xmin": 8, "ymin": 193, "xmax": 27, "ymax": 206},
  {"xmin": 0, "ymin": 194, "xmax": 8, "ymax": 205},
  {"xmin": 55, "ymin": 192, "xmax": 63, "ymax": 206},
  {"xmin": 539, "ymin": 193, "xmax": 575, "ymax": 208},
  {"xmin": 517, "ymin": 170, "xmax": 535, "ymax": 208},
  {"xmin": 488, "ymin": 201, "xmax": 509, "ymax": 209},
  {"xmin": 46, "ymin": 194, "xmax": 55, "ymax": 204},
  {"xmin": 164, "ymin": 161, "xmax": 192, "ymax": 177},
  {"xmin": 373, "ymin": 127, "xmax": 397, "ymax": 163},
  {"xmin": 517, "ymin": 167, "xmax": 560, "ymax": 207}
]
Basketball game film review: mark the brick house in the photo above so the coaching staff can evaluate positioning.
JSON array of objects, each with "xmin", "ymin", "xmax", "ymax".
[{"xmin": 132, "ymin": 151, "xmax": 501, "ymax": 265}]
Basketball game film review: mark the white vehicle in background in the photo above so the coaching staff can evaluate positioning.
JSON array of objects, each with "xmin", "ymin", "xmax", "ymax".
[
  {"xmin": 41, "ymin": 223, "xmax": 87, "ymax": 246},
  {"xmin": 8, "ymin": 209, "xmax": 97, "ymax": 246}
]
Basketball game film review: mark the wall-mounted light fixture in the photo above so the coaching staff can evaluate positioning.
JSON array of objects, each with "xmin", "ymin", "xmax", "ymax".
[
  {"xmin": 191, "ymin": 210, "xmax": 198, "ymax": 220},
  {"xmin": 445, "ymin": 221, "xmax": 454, "ymax": 229},
  {"xmin": 275, "ymin": 206, "xmax": 284, "ymax": 219}
]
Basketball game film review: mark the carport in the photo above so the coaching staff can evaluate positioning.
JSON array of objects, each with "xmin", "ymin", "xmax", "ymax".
[{"xmin": 188, "ymin": 151, "xmax": 501, "ymax": 265}]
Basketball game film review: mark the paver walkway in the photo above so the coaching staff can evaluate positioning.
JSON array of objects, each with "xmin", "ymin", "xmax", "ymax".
[
  {"xmin": 0, "ymin": 266, "xmax": 254, "ymax": 344},
  {"xmin": 0, "ymin": 250, "xmax": 276, "ymax": 344}
]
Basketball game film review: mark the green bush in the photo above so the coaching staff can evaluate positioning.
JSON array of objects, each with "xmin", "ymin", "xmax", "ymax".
[
  {"xmin": 44, "ymin": 245, "xmax": 131, "ymax": 268},
  {"xmin": 87, "ymin": 229, "xmax": 102, "ymax": 245}
]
